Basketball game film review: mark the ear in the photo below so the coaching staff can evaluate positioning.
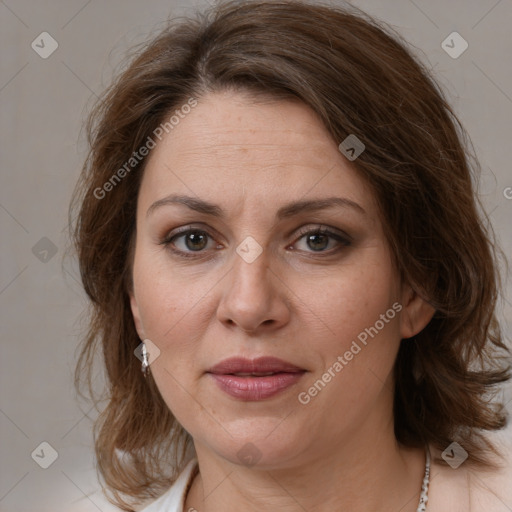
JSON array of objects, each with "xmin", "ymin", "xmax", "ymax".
[
  {"xmin": 129, "ymin": 291, "xmax": 146, "ymax": 340},
  {"xmin": 399, "ymin": 283, "xmax": 436, "ymax": 339}
]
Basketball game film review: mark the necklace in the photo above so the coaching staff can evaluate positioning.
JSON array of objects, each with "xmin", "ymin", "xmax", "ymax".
[{"xmin": 416, "ymin": 446, "xmax": 431, "ymax": 512}]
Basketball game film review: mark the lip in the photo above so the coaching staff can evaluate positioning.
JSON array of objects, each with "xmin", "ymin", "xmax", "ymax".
[
  {"xmin": 208, "ymin": 356, "xmax": 305, "ymax": 375},
  {"xmin": 206, "ymin": 356, "xmax": 306, "ymax": 400}
]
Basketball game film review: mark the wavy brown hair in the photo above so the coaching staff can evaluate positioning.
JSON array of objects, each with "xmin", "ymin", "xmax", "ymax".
[{"xmin": 69, "ymin": 0, "xmax": 511, "ymax": 509}]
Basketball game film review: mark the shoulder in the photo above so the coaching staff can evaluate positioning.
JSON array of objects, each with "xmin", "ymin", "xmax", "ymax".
[
  {"xmin": 427, "ymin": 424, "xmax": 512, "ymax": 512},
  {"xmin": 467, "ymin": 427, "xmax": 512, "ymax": 511},
  {"xmin": 137, "ymin": 458, "xmax": 198, "ymax": 512}
]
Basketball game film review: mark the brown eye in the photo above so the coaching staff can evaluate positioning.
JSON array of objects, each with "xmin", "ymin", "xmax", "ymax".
[
  {"xmin": 304, "ymin": 232, "xmax": 330, "ymax": 251},
  {"xmin": 181, "ymin": 231, "xmax": 209, "ymax": 251},
  {"xmin": 161, "ymin": 228, "xmax": 216, "ymax": 258},
  {"xmin": 293, "ymin": 226, "xmax": 351, "ymax": 254}
]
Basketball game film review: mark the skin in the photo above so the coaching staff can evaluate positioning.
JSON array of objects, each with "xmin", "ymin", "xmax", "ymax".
[{"xmin": 129, "ymin": 90, "xmax": 436, "ymax": 511}]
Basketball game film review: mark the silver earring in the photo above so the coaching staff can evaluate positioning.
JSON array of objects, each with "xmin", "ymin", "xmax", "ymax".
[{"xmin": 141, "ymin": 341, "xmax": 150, "ymax": 378}]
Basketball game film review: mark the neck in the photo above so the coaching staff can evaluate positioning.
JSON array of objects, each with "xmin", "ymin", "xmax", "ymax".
[{"xmin": 185, "ymin": 421, "xmax": 426, "ymax": 512}]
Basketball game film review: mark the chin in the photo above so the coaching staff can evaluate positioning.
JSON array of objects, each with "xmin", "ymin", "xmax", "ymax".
[{"xmin": 204, "ymin": 423, "xmax": 306, "ymax": 469}]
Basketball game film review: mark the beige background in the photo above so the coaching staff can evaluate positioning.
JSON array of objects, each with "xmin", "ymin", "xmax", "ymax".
[{"xmin": 1, "ymin": 0, "xmax": 511, "ymax": 510}]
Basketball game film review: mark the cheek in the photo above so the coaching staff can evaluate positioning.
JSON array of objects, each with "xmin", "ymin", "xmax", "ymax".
[
  {"xmin": 314, "ymin": 252, "xmax": 399, "ymax": 345},
  {"xmin": 131, "ymin": 246, "xmax": 215, "ymax": 368},
  {"xmin": 131, "ymin": 255, "xmax": 205, "ymax": 417},
  {"xmin": 132, "ymin": 239, "xmax": 187, "ymax": 325},
  {"xmin": 301, "ymin": 249, "xmax": 402, "ymax": 405}
]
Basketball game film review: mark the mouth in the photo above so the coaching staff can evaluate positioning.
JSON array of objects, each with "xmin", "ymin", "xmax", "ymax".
[
  {"xmin": 227, "ymin": 371, "xmax": 287, "ymax": 376},
  {"xmin": 206, "ymin": 357, "xmax": 306, "ymax": 400},
  {"xmin": 207, "ymin": 356, "xmax": 306, "ymax": 375}
]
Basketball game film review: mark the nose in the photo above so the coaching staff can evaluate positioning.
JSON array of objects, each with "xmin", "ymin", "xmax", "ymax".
[{"xmin": 216, "ymin": 241, "xmax": 291, "ymax": 334}]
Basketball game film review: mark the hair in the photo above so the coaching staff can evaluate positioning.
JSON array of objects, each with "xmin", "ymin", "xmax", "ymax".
[{"xmin": 69, "ymin": 0, "xmax": 511, "ymax": 509}]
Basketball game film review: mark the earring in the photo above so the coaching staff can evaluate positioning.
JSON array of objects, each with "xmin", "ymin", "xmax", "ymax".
[{"xmin": 141, "ymin": 341, "xmax": 150, "ymax": 378}]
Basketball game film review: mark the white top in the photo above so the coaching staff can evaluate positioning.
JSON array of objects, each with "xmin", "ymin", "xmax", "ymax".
[
  {"xmin": 138, "ymin": 428, "xmax": 512, "ymax": 512},
  {"xmin": 138, "ymin": 457, "xmax": 198, "ymax": 512}
]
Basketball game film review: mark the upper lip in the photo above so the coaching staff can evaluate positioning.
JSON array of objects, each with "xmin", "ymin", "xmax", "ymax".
[{"xmin": 207, "ymin": 356, "xmax": 305, "ymax": 375}]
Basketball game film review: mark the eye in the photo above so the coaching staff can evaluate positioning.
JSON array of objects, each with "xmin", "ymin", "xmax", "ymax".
[
  {"xmin": 292, "ymin": 226, "xmax": 351, "ymax": 254},
  {"xmin": 161, "ymin": 227, "xmax": 219, "ymax": 258},
  {"xmin": 160, "ymin": 225, "xmax": 351, "ymax": 259}
]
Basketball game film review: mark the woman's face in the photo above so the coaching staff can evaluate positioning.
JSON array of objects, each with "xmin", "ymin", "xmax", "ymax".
[{"xmin": 129, "ymin": 90, "xmax": 432, "ymax": 468}]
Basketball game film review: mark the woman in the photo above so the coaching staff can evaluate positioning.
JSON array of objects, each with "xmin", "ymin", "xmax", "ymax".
[{"xmin": 70, "ymin": 1, "xmax": 512, "ymax": 511}]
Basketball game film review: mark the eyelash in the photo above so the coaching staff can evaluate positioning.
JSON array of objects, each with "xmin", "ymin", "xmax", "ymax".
[{"xmin": 160, "ymin": 225, "xmax": 352, "ymax": 259}]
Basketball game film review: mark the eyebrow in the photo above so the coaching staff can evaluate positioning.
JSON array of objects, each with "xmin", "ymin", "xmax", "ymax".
[{"xmin": 146, "ymin": 193, "xmax": 366, "ymax": 219}]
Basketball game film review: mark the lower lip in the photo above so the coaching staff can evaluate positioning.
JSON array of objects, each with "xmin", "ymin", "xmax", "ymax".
[{"xmin": 208, "ymin": 372, "xmax": 305, "ymax": 400}]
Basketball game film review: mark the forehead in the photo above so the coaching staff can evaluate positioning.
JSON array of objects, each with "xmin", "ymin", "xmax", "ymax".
[{"xmin": 138, "ymin": 90, "xmax": 375, "ymax": 217}]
